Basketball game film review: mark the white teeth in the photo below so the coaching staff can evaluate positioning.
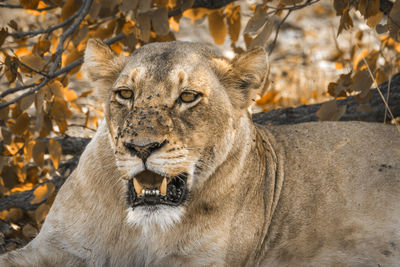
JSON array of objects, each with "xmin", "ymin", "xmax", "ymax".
[
  {"xmin": 160, "ymin": 177, "xmax": 167, "ymax": 196},
  {"xmin": 133, "ymin": 178, "xmax": 144, "ymax": 196},
  {"xmin": 141, "ymin": 189, "xmax": 160, "ymax": 196}
]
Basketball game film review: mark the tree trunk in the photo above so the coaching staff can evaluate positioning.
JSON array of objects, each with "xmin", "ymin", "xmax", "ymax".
[{"xmin": 253, "ymin": 72, "xmax": 400, "ymax": 125}]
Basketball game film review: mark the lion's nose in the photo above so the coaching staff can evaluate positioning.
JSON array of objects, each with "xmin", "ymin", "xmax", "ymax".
[{"xmin": 123, "ymin": 141, "xmax": 166, "ymax": 161}]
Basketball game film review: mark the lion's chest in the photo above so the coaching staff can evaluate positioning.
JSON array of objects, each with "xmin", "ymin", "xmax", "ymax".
[{"xmin": 116, "ymin": 227, "xmax": 227, "ymax": 267}]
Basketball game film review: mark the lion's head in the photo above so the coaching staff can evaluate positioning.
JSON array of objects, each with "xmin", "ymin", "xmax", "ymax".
[{"xmin": 84, "ymin": 40, "xmax": 267, "ymax": 230}]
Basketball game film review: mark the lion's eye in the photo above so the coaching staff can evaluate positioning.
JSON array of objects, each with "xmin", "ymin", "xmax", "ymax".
[
  {"xmin": 117, "ymin": 89, "xmax": 133, "ymax": 100},
  {"xmin": 179, "ymin": 91, "xmax": 201, "ymax": 103}
]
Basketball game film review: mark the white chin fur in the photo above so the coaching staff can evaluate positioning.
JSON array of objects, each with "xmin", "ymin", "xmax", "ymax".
[{"xmin": 126, "ymin": 205, "xmax": 184, "ymax": 233}]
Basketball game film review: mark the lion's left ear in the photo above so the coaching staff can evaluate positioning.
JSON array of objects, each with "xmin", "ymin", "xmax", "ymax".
[
  {"xmin": 213, "ymin": 47, "xmax": 268, "ymax": 110},
  {"xmin": 83, "ymin": 39, "xmax": 128, "ymax": 101}
]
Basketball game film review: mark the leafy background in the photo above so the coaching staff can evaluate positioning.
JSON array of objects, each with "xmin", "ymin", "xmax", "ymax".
[{"xmin": 0, "ymin": 0, "xmax": 399, "ymax": 252}]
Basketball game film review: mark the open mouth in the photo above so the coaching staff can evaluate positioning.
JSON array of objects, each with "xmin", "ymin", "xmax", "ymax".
[{"xmin": 126, "ymin": 170, "xmax": 188, "ymax": 208}]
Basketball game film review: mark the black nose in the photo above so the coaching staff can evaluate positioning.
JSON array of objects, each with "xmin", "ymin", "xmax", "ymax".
[{"xmin": 123, "ymin": 141, "xmax": 166, "ymax": 161}]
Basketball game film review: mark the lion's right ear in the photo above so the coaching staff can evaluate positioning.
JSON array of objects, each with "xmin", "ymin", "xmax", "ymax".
[
  {"xmin": 83, "ymin": 39, "xmax": 127, "ymax": 101},
  {"xmin": 213, "ymin": 47, "xmax": 268, "ymax": 111}
]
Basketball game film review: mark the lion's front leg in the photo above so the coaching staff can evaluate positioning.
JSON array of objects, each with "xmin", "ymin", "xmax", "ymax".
[{"xmin": 0, "ymin": 240, "xmax": 86, "ymax": 267}]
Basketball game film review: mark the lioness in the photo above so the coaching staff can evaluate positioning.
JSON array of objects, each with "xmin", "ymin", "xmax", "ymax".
[{"xmin": 1, "ymin": 39, "xmax": 399, "ymax": 266}]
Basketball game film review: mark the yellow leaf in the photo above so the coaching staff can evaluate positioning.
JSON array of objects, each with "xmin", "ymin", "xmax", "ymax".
[
  {"xmin": 333, "ymin": 0, "xmax": 347, "ymax": 16},
  {"xmin": 19, "ymin": 94, "xmax": 35, "ymax": 111},
  {"xmin": 61, "ymin": 0, "xmax": 81, "ymax": 21},
  {"xmin": 24, "ymin": 139, "xmax": 36, "ymax": 162},
  {"xmin": 11, "ymin": 182, "xmax": 34, "ymax": 193},
  {"xmin": 1, "ymin": 127, "xmax": 12, "ymax": 145},
  {"xmin": 80, "ymin": 89, "xmax": 93, "ymax": 97},
  {"xmin": 256, "ymin": 90, "xmax": 278, "ymax": 105},
  {"xmin": 152, "ymin": 7, "xmax": 170, "ymax": 36},
  {"xmin": 85, "ymin": 110, "xmax": 90, "ymax": 127},
  {"xmin": 22, "ymin": 224, "xmax": 38, "ymax": 239},
  {"xmin": 25, "ymin": 1, "xmax": 49, "ymax": 15},
  {"xmin": 249, "ymin": 17, "xmax": 274, "ymax": 49},
  {"xmin": 136, "ymin": 13, "xmax": 151, "ymax": 42},
  {"xmin": 12, "ymin": 112, "xmax": 30, "ymax": 135},
  {"xmin": 4, "ymin": 141, "xmax": 23, "ymax": 156},
  {"xmin": 337, "ymin": 7, "xmax": 353, "ymax": 36},
  {"xmin": 227, "ymin": 5, "xmax": 241, "ymax": 43},
  {"xmin": 183, "ymin": 8, "xmax": 212, "ymax": 23},
  {"xmin": 366, "ymin": 11, "xmax": 383, "ymax": 28},
  {"xmin": 244, "ymin": 6, "xmax": 267, "ymax": 35},
  {"xmin": 20, "ymin": 54, "xmax": 45, "ymax": 73},
  {"xmin": 316, "ymin": 100, "xmax": 346, "ymax": 121},
  {"xmin": 119, "ymin": 0, "xmax": 138, "ymax": 12},
  {"xmin": 33, "ymin": 203, "xmax": 50, "ymax": 224},
  {"xmin": 15, "ymin": 46, "xmax": 30, "ymax": 57},
  {"xmin": 350, "ymin": 69, "xmax": 373, "ymax": 94},
  {"xmin": 357, "ymin": 0, "xmax": 380, "ymax": 18},
  {"xmin": 110, "ymin": 42, "xmax": 123, "ymax": 54},
  {"xmin": 32, "ymin": 140, "xmax": 45, "ymax": 167},
  {"xmin": 208, "ymin": 9, "xmax": 227, "ymax": 45},
  {"xmin": 19, "ymin": 0, "xmax": 39, "ymax": 9},
  {"xmin": 0, "ymin": 28, "xmax": 8, "ymax": 48},
  {"xmin": 169, "ymin": 16, "xmax": 181, "ymax": 32},
  {"xmin": 0, "ymin": 105, "xmax": 9, "ymax": 121},
  {"xmin": 93, "ymin": 20, "xmax": 117, "ymax": 40},
  {"xmin": 375, "ymin": 69, "xmax": 387, "ymax": 85},
  {"xmin": 47, "ymin": 80, "xmax": 64, "ymax": 99},
  {"xmin": 122, "ymin": 20, "xmax": 136, "ymax": 35},
  {"xmin": 138, "ymin": 0, "xmax": 151, "ymax": 13},
  {"xmin": 48, "ymin": 139, "xmax": 61, "ymax": 169},
  {"xmin": 50, "ymin": 97, "xmax": 73, "ymax": 134},
  {"xmin": 39, "ymin": 115, "xmax": 52, "ymax": 138},
  {"xmin": 388, "ymin": 0, "xmax": 400, "ymax": 42},
  {"xmin": 63, "ymin": 48, "xmax": 83, "ymax": 74},
  {"xmin": 63, "ymin": 88, "xmax": 78, "ymax": 102}
]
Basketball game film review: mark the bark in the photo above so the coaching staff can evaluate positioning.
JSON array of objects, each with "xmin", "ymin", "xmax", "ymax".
[
  {"xmin": 252, "ymin": 72, "xmax": 400, "ymax": 125},
  {"xmin": 0, "ymin": 73, "xmax": 399, "ymax": 211}
]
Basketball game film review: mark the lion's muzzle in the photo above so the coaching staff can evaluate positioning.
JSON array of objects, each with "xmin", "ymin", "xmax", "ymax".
[
  {"xmin": 123, "ymin": 140, "xmax": 167, "ymax": 162},
  {"xmin": 127, "ymin": 170, "xmax": 188, "ymax": 208}
]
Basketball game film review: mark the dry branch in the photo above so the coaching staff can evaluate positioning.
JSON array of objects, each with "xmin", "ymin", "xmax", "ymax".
[{"xmin": 253, "ymin": 72, "xmax": 400, "ymax": 125}]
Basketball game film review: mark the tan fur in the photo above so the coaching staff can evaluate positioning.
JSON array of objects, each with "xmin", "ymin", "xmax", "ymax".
[{"xmin": 1, "ymin": 40, "xmax": 399, "ymax": 267}]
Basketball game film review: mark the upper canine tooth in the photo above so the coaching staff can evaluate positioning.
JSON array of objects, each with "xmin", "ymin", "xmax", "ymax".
[
  {"xmin": 133, "ymin": 178, "xmax": 144, "ymax": 196},
  {"xmin": 160, "ymin": 177, "xmax": 167, "ymax": 196}
]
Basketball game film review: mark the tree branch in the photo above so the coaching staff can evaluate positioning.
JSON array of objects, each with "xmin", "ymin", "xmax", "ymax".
[
  {"xmin": 9, "ymin": 9, "xmax": 80, "ymax": 39},
  {"xmin": 0, "ymin": 0, "xmax": 93, "ymax": 109},
  {"xmin": 252, "ymin": 72, "xmax": 400, "ymax": 125},
  {"xmin": 0, "ymin": 3, "xmax": 56, "ymax": 11},
  {"xmin": 0, "ymin": 33, "xmax": 126, "ymax": 103},
  {"xmin": 191, "ymin": 0, "xmax": 237, "ymax": 9},
  {"xmin": 49, "ymin": 0, "xmax": 93, "ymax": 75},
  {"xmin": 0, "ymin": 83, "xmax": 35, "ymax": 98},
  {"xmin": 168, "ymin": 0, "xmax": 237, "ymax": 17},
  {"xmin": 268, "ymin": 10, "xmax": 292, "ymax": 55}
]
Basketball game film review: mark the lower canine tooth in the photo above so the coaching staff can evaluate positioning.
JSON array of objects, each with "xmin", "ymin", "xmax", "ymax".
[
  {"xmin": 160, "ymin": 177, "xmax": 167, "ymax": 195},
  {"xmin": 133, "ymin": 178, "xmax": 144, "ymax": 196}
]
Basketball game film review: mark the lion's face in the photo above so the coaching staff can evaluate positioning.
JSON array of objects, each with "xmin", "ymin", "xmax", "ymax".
[{"xmin": 84, "ymin": 40, "xmax": 267, "ymax": 230}]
